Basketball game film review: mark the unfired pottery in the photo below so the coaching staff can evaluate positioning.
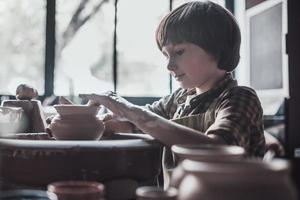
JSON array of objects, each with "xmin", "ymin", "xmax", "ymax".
[
  {"xmin": 16, "ymin": 84, "xmax": 38, "ymax": 100},
  {"xmin": 1, "ymin": 100, "xmax": 47, "ymax": 133},
  {"xmin": 48, "ymin": 105, "xmax": 104, "ymax": 140},
  {"xmin": 0, "ymin": 107, "xmax": 29, "ymax": 136},
  {"xmin": 47, "ymin": 181, "xmax": 105, "ymax": 200},
  {"xmin": 178, "ymin": 159, "xmax": 298, "ymax": 200},
  {"xmin": 170, "ymin": 144, "xmax": 245, "ymax": 188},
  {"xmin": 136, "ymin": 186, "xmax": 178, "ymax": 200}
]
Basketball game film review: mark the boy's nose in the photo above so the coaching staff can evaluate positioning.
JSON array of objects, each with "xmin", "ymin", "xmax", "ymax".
[{"xmin": 167, "ymin": 59, "xmax": 177, "ymax": 71}]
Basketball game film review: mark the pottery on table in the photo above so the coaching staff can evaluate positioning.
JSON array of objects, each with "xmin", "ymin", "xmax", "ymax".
[
  {"xmin": 0, "ymin": 134, "xmax": 163, "ymax": 200},
  {"xmin": 178, "ymin": 159, "xmax": 298, "ymax": 200},
  {"xmin": 170, "ymin": 144, "xmax": 245, "ymax": 188},
  {"xmin": 171, "ymin": 144, "xmax": 245, "ymax": 162},
  {"xmin": 15, "ymin": 84, "xmax": 38, "ymax": 100},
  {"xmin": 136, "ymin": 186, "xmax": 178, "ymax": 200},
  {"xmin": 48, "ymin": 105, "xmax": 104, "ymax": 140},
  {"xmin": 0, "ymin": 189, "xmax": 57, "ymax": 200},
  {"xmin": 47, "ymin": 181, "xmax": 105, "ymax": 200},
  {"xmin": 1, "ymin": 100, "xmax": 47, "ymax": 133},
  {"xmin": 0, "ymin": 106, "xmax": 29, "ymax": 136}
]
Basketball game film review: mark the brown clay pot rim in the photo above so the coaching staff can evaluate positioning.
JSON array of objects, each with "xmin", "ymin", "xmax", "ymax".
[
  {"xmin": 182, "ymin": 158, "xmax": 289, "ymax": 175},
  {"xmin": 171, "ymin": 144, "xmax": 245, "ymax": 158},
  {"xmin": 54, "ymin": 105, "xmax": 100, "ymax": 116},
  {"xmin": 48, "ymin": 181, "xmax": 104, "ymax": 194},
  {"xmin": 136, "ymin": 186, "xmax": 178, "ymax": 198}
]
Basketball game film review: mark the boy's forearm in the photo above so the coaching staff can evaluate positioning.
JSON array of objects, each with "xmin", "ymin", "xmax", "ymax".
[
  {"xmin": 126, "ymin": 106, "xmax": 225, "ymax": 146},
  {"xmin": 103, "ymin": 120, "xmax": 135, "ymax": 134}
]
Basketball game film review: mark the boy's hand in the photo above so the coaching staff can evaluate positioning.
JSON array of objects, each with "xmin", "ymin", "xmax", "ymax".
[{"xmin": 79, "ymin": 91, "xmax": 136, "ymax": 121}]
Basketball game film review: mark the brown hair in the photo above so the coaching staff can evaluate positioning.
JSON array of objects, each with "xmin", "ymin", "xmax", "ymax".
[{"xmin": 156, "ymin": 1, "xmax": 241, "ymax": 72}]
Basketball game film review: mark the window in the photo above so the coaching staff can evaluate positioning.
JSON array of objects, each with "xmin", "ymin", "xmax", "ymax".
[
  {"xmin": 0, "ymin": 0, "xmax": 46, "ymax": 95},
  {"xmin": 0, "ymin": 0, "xmax": 231, "ymax": 99},
  {"xmin": 235, "ymin": 0, "xmax": 288, "ymax": 114},
  {"xmin": 55, "ymin": 0, "xmax": 114, "ymax": 96},
  {"xmin": 117, "ymin": 0, "xmax": 169, "ymax": 96}
]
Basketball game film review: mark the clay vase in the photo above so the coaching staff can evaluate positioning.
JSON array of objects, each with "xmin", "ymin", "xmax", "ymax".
[
  {"xmin": 48, "ymin": 105, "xmax": 104, "ymax": 140},
  {"xmin": 0, "ymin": 107, "xmax": 29, "ymax": 136},
  {"xmin": 136, "ymin": 186, "xmax": 178, "ymax": 200},
  {"xmin": 47, "ymin": 181, "xmax": 105, "ymax": 200},
  {"xmin": 178, "ymin": 159, "xmax": 298, "ymax": 200},
  {"xmin": 170, "ymin": 144, "xmax": 245, "ymax": 188},
  {"xmin": 1, "ymin": 100, "xmax": 47, "ymax": 133}
]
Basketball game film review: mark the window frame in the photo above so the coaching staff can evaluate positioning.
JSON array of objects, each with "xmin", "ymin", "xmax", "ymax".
[{"xmin": 0, "ymin": 0, "xmax": 232, "ymax": 104}]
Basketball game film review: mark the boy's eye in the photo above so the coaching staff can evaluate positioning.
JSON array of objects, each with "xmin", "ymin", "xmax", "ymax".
[
  {"xmin": 175, "ymin": 49, "xmax": 185, "ymax": 56},
  {"xmin": 162, "ymin": 52, "xmax": 169, "ymax": 59}
]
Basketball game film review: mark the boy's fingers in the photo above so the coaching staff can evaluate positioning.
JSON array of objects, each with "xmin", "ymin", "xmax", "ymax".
[{"xmin": 80, "ymin": 94, "xmax": 113, "ymax": 109}]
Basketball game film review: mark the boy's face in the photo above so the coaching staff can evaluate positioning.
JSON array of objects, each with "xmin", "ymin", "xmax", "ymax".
[{"xmin": 162, "ymin": 42, "xmax": 224, "ymax": 91}]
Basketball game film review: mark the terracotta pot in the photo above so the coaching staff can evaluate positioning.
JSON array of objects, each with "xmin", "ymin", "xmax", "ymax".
[
  {"xmin": 178, "ymin": 159, "xmax": 298, "ymax": 200},
  {"xmin": 0, "ymin": 189, "xmax": 57, "ymax": 200},
  {"xmin": 170, "ymin": 144, "xmax": 245, "ymax": 188},
  {"xmin": 48, "ymin": 181, "xmax": 105, "ymax": 200},
  {"xmin": 136, "ymin": 186, "xmax": 178, "ymax": 200},
  {"xmin": 15, "ymin": 84, "xmax": 38, "ymax": 100},
  {"xmin": 0, "ymin": 107, "xmax": 29, "ymax": 136},
  {"xmin": 1, "ymin": 100, "xmax": 46, "ymax": 133},
  {"xmin": 48, "ymin": 105, "xmax": 104, "ymax": 140}
]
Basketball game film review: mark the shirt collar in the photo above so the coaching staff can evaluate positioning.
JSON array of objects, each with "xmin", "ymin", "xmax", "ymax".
[{"xmin": 177, "ymin": 73, "xmax": 237, "ymax": 105}]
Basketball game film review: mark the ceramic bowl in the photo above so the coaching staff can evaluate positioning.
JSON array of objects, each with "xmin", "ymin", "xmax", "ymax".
[
  {"xmin": 48, "ymin": 181, "xmax": 105, "ymax": 200},
  {"xmin": 136, "ymin": 186, "xmax": 178, "ymax": 200},
  {"xmin": 54, "ymin": 105, "xmax": 100, "ymax": 116},
  {"xmin": 48, "ymin": 105, "xmax": 104, "ymax": 140}
]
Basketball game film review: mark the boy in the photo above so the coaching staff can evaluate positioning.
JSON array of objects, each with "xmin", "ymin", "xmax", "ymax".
[{"xmin": 80, "ymin": 1, "xmax": 265, "ymax": 157}]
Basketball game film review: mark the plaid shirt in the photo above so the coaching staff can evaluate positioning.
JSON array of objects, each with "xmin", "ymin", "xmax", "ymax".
[{"xmin": 146, "ymin": 73, "xmax": 266, "ymax": 157}]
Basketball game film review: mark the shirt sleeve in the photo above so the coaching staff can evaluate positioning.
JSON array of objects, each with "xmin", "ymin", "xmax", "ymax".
[
  {"xmin": 144, "ymin": 88, "xmax": 183, "ymax": 119},
  {"xmin": 205, "ymin": 86, "xmax": 265, "ymax": 156}
]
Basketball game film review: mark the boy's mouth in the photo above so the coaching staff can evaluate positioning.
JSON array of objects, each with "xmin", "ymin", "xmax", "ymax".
[{"xmin": 174, "ymin": 74, "xmax": 185, "ymax": 80}]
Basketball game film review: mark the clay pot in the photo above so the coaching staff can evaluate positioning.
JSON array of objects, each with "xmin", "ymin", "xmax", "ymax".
[
  {"xmin": 16, "ymin": 84, "xmax": 38, "ymax": 100},
  {"xmin": 171, "ymin": 144, "xmax": 245, "ymax": 162},
  {"xmin": 136, "ymin": 186, "xmax": 178, "ymax": 200},
  {"xmin": 1, "ymin": 100, "xmax": 46, "ymax": 133},
  {"xmin": 0, "ymin": 189, "xmax": 57, "ymax": 200},
  {"xmin": 178, "ymin": 159, "xmax": 298, "ymax": 200},
  {"xmin": 48, "ymin": 181, "xmax": 105, "ymax": 200},
  {"xmin": 48, "ymin": 105, "xmax": 104, "ymax": 140},
  {"xmin": 170, "ymin": 144, "xmax": 245, "ymax": 188},
  {"xmin": 0, "ymin": 107, "xmax": 29, "ymax": 136}
]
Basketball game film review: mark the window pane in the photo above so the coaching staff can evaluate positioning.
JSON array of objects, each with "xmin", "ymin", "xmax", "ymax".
[
  {"xmin": 117, "ymin": 0, "xmax": 169, "ymax": 96},
  {"xmin": 55, "ymin": 0, "xmax": 114, "ymax": 96},
  {"xmin": 0, "ymin": 0, "xmax": 45, "ymax": 95}
]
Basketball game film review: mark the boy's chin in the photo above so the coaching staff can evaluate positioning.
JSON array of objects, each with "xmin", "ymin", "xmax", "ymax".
[{"xmin": 178, "ymin": 82, "xmax": 193, "ymax": 89}]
